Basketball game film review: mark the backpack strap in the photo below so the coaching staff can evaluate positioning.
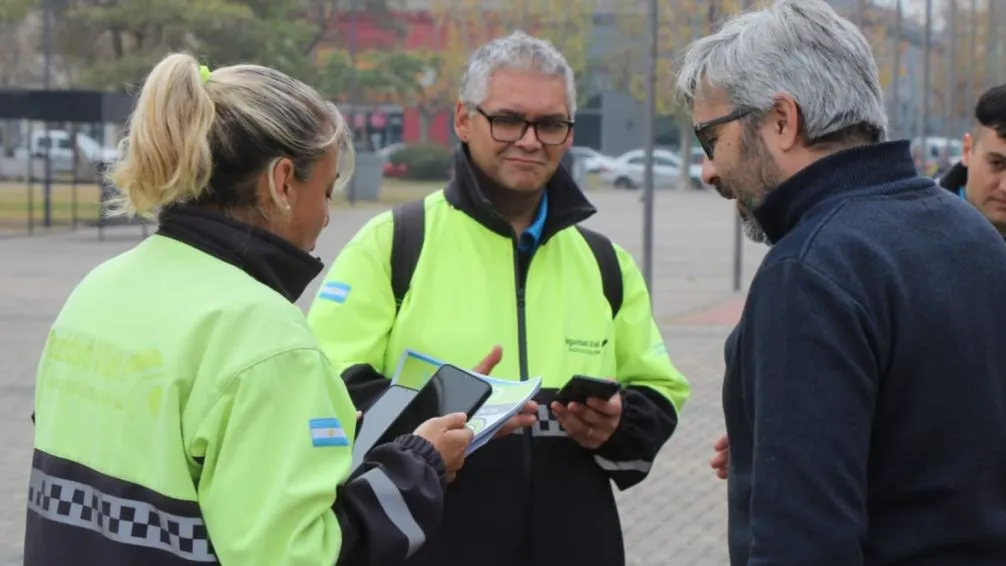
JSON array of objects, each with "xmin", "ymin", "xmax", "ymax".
[
  {"xmin": 576, "ymin": 226, "xmax": 624, "ymax": 318},
  {"xmin": 390, "ymin": 198, "xmax": 427, "ymax": 313}
]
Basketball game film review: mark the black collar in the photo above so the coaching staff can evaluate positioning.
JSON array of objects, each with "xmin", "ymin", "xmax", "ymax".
[
  {"xmin": 754, "ymin": 140, "xmax": 921, "ymax": 244},
  {"xmin": 442, "ymin": 144, "xmax": 596, "ymax": 243},
  {"xmin": 938, "ymin": 161, "xmax": 968, "ymax": 193},
  {"xmin": 156, "ymin": 204, "xmax": 324, "ymax": 302}
]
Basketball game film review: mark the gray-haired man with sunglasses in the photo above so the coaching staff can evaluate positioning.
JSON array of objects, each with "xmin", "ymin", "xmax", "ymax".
[{"xmin": 676, "ymin": 1, "xmax": 1006, "ymax": 565}]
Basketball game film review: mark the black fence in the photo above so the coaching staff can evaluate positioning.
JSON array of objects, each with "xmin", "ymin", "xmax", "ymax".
[{"xmin": 0, "ymin": 90, "xmax": 150, "ymax": 239}]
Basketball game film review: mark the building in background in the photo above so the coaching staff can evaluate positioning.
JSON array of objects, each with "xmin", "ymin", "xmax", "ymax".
[{"xmin": 317, "ymin": 0, "xmax": 982, "ymax": 153}]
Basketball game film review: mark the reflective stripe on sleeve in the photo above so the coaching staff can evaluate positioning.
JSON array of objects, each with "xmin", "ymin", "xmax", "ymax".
[
  {"xmin": 358, "ymin": 467, "xmax": 426, "ymax": 557},
  {"xmin": 592, "ymin": 455, "xmax": 653, "ymax": 474}
]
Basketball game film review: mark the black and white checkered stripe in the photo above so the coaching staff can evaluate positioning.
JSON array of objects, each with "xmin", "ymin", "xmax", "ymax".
[
  {"xmin": 509, "ymin": 404, "xmax": 568, "ymax": 437},
  {"xmin": 516, "ymin": 401, "xmax": 653, "ymax": 474},
  {"xmin": 28, "ymin": 467, "xmax": 215, "ymax": 562}
]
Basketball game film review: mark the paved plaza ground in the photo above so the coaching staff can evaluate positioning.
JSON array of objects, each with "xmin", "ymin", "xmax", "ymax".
[{"xmin": 0, "ymin": 188, "xmax": 768, "ymax": 566}]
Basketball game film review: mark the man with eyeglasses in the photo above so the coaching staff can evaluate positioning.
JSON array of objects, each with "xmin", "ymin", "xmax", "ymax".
[
  {"xmin": 678, "ymin": 1, "xmax": 1006, "ymax": 565},
  {"xmin": 306, "ymin": 31, "xmax": 690, "ymax": 566}
]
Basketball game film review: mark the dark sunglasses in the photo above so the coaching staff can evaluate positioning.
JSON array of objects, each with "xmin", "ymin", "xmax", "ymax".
[{"xmin": 693, "ymin": 107, "xmax": 756, "ymax": 160}]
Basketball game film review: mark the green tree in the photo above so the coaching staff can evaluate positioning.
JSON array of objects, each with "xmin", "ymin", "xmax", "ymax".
[
  {"xmin": 493, "ymin": 0, "xmax": 595, "ymax": 109},
  {"xmin": 0, "ymin": 0, "xmax": 41, "ymax": 87},
  {"xmin": 606, "ymin": 0, "xmax": 743, "ymax": 188},
  {"xmin": 55, "ymin": 0, "xmax": 257, "ymax": 89},
  {"xmin": 376, "ymin": 50, "xmax": 449, "ymax": 142},
  {"xmin": 54, "ymin": 0, "xmax": 400, "ymax": 90},
  {"xmin": 406, "ymin": 0, "xmax": 595, "ymax": 142}
]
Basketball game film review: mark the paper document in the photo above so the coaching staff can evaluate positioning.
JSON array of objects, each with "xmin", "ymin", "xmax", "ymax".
[{"xmin": 390, "ymin": 349, "xmax": 542, "ymax": 455}]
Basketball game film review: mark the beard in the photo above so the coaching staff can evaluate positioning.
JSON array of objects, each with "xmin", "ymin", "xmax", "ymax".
[{"xmin": 716, "ymin": 127, "xmax": 786, "ymax": 244}]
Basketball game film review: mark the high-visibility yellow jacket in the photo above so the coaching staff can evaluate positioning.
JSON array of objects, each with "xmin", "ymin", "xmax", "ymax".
[
  {"xmin": 26, "ymin": 204, "xmax": 447, "ymax": 566},
  {"xmin": 307, "ymin": 146, "xmax": 691, "ymax": 566}
]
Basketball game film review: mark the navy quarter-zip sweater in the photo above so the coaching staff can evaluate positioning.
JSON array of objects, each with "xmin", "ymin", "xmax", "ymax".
[{"xmin": 724, "ymin": 140, "xmax": 1006, "ymax": 566}]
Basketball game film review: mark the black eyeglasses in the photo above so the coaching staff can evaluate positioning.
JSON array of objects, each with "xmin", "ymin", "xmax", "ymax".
[
  {"xmin": 693, "ymin": 107, "xmax": 756, "ymax": 160},
  {"xmin": 475, "ymin": 106, "xmax": 574, "ymax": 146}
]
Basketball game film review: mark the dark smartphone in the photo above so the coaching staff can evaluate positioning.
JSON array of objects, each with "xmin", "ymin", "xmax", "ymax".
[
  {"xmin": 352, "ymin": 384, "xmax": 420, "ymax": 472},
  {"xmin": 351, "ymin": 365, "xmax": 493, "ymax": 474},
  {"xmin": 423, "ymin": 364, "xmax": 494, "ymax": 420},
  {"xmin": 555, "ymin": 375, "xmax": 620, "ymax": 405},
  {"xmin": 379, "ymin": 364, "xmax": 492, "ymax": 444}
]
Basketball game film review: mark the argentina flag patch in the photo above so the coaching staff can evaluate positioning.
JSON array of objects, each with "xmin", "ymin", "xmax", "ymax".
[
  {"xmin": 309, "ymin": 418, "xmax": 349, "ymax": 447},
  {"xmin": 319, "ymin": 281, "xmax": 351, "ymax": 303}
]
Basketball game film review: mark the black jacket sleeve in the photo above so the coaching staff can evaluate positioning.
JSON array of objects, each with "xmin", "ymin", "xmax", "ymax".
[
  {"xmin": 333, "ymin": 434, "xmax": 446, "ymax": 566},
  {"xmin": 343, "ymin": 363, "xmax": 392, "ymax": 410},
  {"xmin": 591, "ymin": 385, "xmax": 679, "ymax": 490}
]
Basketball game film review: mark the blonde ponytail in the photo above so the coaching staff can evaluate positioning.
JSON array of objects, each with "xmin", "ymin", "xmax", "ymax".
[{"xmin": 106, "ymin": 53, "xmax": 216, "ymax": 218}]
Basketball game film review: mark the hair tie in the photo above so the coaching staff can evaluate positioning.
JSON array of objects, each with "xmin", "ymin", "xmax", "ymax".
[{"xmin": 199, "ymin": 65, "xmax": 211, "ymax": 84}]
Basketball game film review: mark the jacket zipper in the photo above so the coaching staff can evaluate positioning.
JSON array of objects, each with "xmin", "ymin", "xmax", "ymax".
[{"xmin": 513, "ymin": 242, "xmax": 534, "ymax": 565}]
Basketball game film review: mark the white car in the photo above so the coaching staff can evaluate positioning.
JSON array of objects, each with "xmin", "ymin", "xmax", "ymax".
[
  {"xmin": 600, "ymin": 149, "xmax": 682, "ymax": 189},
  {"xmin": 688, "ymin": 147, "xmax": 711, "ymax": 189},
  {"xmin": 569, "ymin": 146, "xmax": 616, "ymax": 174}
]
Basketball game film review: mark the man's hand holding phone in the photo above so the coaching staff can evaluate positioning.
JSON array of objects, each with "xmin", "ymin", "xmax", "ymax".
[{"xmin": 551, "ymin": 376, "xmax": 623, "ymax": 450}]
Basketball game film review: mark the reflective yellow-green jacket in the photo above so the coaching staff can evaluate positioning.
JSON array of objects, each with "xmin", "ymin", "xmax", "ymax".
[
  {"xmin": 26, "ymin": 204, "xmax": 447, "ymax": 566},
  {"xmin": 307, "ymin": 146, "xmax": 691, "ymax": 566}
]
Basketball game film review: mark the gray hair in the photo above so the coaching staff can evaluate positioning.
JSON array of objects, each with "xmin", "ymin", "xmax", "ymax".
[
  {"xmin": 675, "ymin": 0, "xmax": 887, "ymax": 144},
  {"xmin": 459, "ymin": 31, "xmax": 577, "ymax": 116}
]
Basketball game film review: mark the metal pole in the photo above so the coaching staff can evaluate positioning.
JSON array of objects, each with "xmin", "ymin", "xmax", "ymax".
[
  {"xmin": 1000, "ymin": 4, "xmax": 1006, "ymax": 84},
  {"xmin": 919, "ymin": 0, "xmax": 932, "ymax": 175},
  {"xmin": 947, "ymin": 0, "xmax": 957, "ymax": 142},
  {"xmin": 642, "ymin": 0, "xmax": 657, "ymax": 292},
  {"xmin": 42, "ymin": 0, "xmax": 53, "ymax": 228},
  {"xmin": 347, "ymin": 0, "xmax": 359, "ymax": 207},
  {"xmin": 891, "ymin": 0, "xmax": 902, "ymax": 136},
  {"xmin": 985, "ymin": 0, "xmax": 996, "ymax": 90},
  {"xmin": 967, "ymin": 0, "xmax": 976, "ymax": 134},
  {"xmin": 732, "ymin": 0, "xmax": 753, "ymax": 293}
]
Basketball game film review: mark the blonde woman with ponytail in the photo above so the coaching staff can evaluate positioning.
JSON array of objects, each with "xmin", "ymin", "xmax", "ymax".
[{"xmin": 25, "ymin": 52, "xmax": 471, "ymax": 566}]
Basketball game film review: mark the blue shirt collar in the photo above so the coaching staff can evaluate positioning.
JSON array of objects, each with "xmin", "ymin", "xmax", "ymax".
[{"xmin": 517, "ymin": 192, "xmax": 548, "ymax": 253}]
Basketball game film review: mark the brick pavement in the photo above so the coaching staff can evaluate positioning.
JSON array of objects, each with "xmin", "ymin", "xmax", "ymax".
[{"xmin": 0, "ymin": 189, "xmax": 767, "ymax": 566}]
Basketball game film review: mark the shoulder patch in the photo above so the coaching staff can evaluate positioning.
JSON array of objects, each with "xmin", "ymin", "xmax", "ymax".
[
  {"xmin": 309, "ymin": 417, "xmax": 348, "ymax": 447},
  {"xmin": 319, "ymin": 281, "xmax": 351, "ymax": 304}
]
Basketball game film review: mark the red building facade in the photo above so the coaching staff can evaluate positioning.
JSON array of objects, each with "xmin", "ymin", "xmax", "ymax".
[{"xmin": 325, "ymin": 12, "xmax": 454, "ymax": 146}]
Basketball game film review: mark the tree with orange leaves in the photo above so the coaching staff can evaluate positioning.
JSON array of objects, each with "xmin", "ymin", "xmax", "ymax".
[
  {"xmin": 605, "ymin": 0, "xmax": 743, "ymax": 188},
  {"xmin": 404, "ymin": 0, "xmax": 594, "ymax": 141}
]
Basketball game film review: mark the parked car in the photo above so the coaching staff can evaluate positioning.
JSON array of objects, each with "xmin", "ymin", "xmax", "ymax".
[
  {"xmin": 599, "ymin": 148, "xmax": 704, "ymax": 190},
  {"xmin": 12, "ymin": 129, "xmax": 118, "ymax": 174},
  {"xmin": 688, "ymin": 147, "xmax": 711, "ymax": 189},
  {"xmin": 910, "ymin": 136, "xmax": 963, "ymax": 176},
  {"xmin": 379, "ymin": 143, "xmax": 408, "ymax": 177},
  {"xmin": 378, "ymin": 142, "xmax": 406, "ymax": 158},
  {"xmin": 600, "ymin": 149, "xmax": 682, "ymax": 189},
  {"xmin": 569, "ymin": 146, "xmax": 616, "ymax": 174}
]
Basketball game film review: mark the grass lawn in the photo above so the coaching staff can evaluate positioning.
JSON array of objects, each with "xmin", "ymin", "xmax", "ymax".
[
  {"xmin": 0, "ymin": 181, "xmax": 102, "ymax": 227},
  {"xmin": 345, "ymin": 178, "xmax": 445, "ymax": 208},
  {"xmin": 0, "ymin": 178, "xmax": 447, "ymax": 225},
  {"xmin": 0, "ymin": 174, "xmax": 609, "ymax": 228}
]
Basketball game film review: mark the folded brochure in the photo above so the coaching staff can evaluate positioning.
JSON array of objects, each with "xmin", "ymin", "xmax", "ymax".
[{"xmin": 389, "ymin": 349, "xmax": 542, "ymax": 455}]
